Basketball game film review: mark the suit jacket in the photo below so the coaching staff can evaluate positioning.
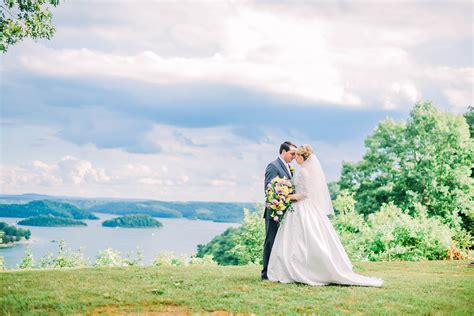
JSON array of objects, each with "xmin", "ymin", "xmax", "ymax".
[{"xmin": 263, "ymin": 158, "xmax": 293, "ymax": 219}]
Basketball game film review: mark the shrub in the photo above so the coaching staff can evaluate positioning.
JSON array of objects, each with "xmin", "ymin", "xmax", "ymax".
[
  {"xmin": 152, "ymin": 251, "xmax": 217, "ymax": 267},
  {"xmin": 17, "ymin": 247, "xmax": 35, "ymax": 269},
  {"xmin": 94, "ymin": 247, "xmax": 143, "ymax": 267},
  {"xmin": 364, "ymin": 202, "xmax": 453, "ymax": 261},
  {"xmin": 39, "ymin": 240, "xmax": 89, "ymax": 268},
  {"xmin": 228, "ymin": 208, "xmax": 265, "ymax": 265}
]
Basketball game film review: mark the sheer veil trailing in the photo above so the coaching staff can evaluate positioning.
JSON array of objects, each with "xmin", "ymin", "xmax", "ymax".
[
  {"xmin": 268, "ymin": 152, "xmax": 384, "ymax": 287},
  {"xmin": 301, "ymin": 153, "xmax": 335, "ymax": 216}
]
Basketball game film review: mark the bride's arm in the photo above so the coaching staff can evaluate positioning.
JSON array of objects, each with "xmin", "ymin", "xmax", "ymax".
[
  {"xmin": 288, "ymin": 193, "xmax": 305, "ymax": 201},
  {"xmin": 288, "ymin": 169, "xmax": 309, "ymax": 201}
]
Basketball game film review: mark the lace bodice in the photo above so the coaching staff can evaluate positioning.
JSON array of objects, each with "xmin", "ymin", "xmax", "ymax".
[
  {"xmin": 292, "ymin": 154, "xmax": 334, "ymax": 215},
  {"xmin": 294, "ymin": 168, "xmax": 310, "ymax": 199}
]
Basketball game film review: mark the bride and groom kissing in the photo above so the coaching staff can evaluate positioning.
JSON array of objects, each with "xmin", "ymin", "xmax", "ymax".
[{"xmin": 261, "ymin": 141, "xmax": 383, "ymax": 287}]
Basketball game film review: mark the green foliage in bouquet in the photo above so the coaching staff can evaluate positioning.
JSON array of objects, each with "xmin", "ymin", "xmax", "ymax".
[{"xmin": 265, "ymin": 176, "xmax": 294, "ymax": 223}]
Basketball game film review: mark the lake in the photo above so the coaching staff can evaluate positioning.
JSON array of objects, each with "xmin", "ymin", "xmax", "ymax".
[{"xmin": 0, "ymin": 213, "xmax": 240, "ymax": 268}]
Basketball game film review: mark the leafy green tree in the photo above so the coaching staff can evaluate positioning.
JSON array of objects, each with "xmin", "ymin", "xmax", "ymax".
[
  {"xmin": 1, "ymin": 0, "xmax": 60, "ymax": 53},
  {"xmin": 101, "ymin": 214, "xmax": 162, "ymax": 228},
  {"xmin": 463, "ymin": 106, "xmax": 474, "ymax": 138},
  {"xmin": 0, "ymin": 221, "xmax": 31, "ymax": 243},
  {"xmin": 339, "ymin": 102, "xmax": 474, "ymax": 230},
  {"xmin": 196, "ymin": 226, "xmax": 240, "ymax": 265},
  {"xmin": 228, "ymin": 209, "xmax": 265, "ymax": 265},
  {"xmin": 39, "ymin": 240, "xmax": 88, "ymax": 268},
  {"xmin": 17, "ymin": 215, "xmax": 87, "ymax": 226},
  {"xmin": 462, "ymin": 105, "xmax": 474, "ymax": 232},
  {"xmin": 17, "ymin": 247, "xmax": 35, "ymax": 269},
  {"xmin": 196, "ymin": 207, "xmax": 264, "ymax": 265}
]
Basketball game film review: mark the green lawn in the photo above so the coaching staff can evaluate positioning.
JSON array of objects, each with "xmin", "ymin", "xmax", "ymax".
[{"xmin": 1, "ymin": 261, "xmax": 473, "ymax": 315}]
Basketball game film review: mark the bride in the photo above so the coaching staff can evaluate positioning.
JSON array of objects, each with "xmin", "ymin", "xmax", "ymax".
[{"xmin": 267, "ymin": 144, "xmax": 383, "ymax": 287}]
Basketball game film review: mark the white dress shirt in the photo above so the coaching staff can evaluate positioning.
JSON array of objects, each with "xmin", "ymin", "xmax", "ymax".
[{"xmin": 278, "ymin": 156, "xmax": 291, "ymax": 176}]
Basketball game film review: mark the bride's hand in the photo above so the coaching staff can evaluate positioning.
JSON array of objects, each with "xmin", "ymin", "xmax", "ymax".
[{"xmin": 289, "ymin": 193, "xmax": 304, "ymax": 201}]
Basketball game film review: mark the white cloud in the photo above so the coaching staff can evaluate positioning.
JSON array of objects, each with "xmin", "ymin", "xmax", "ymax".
[
  {"xmin": 1, "ymin": 1, "xmax": 471, "ymax": 200},
  {"xmin": 57, "ymin": 156, "xmax": 111, "ymax": 184},
  {"xmin": 9, "ymin": 1, "xmax": 470, "ymax": 111},
  {"xmin": 0, "ymin": 156, "xmax": 110, "ymax": 190},
  {"xmin": 0, "ymin": 121, "xmax": 365, "ymax": 201}
]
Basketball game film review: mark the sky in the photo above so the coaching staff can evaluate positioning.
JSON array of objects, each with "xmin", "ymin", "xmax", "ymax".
[{"xmin": 0, "ymin": 0, "xmax": 472, "ymax": 202}]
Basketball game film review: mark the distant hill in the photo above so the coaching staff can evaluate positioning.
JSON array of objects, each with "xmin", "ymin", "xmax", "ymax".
[
  {"xmin": 85, "ymin": 201, "xmax": 254, "ymax": 222},
  {"xmin": 102, "ymin": 214, "xmax": 163, "ymax": 228},
  {"xmin": 17, "ymin": 215, "xmax": 87, "ymax": 227},
  {"xmin": 0, "ymin": 194, "xmax": 256, "ymax": 223},
  {"xmin": 0, "ymin": 193, "xmax": 58, "ymax": 201},
  {"xmin": 0, "ymin": 200, "xmax": 98, "ymax": 220}
]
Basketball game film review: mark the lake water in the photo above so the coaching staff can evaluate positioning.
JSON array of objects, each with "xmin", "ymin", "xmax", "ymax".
[{"xmin": 0, "ymin": 213, "xmax": 240, "ymax": 268}]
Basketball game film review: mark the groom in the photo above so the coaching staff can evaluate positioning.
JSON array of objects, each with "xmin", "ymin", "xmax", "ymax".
[{"xmin": 261, "ymin": 141, "xmax": 297, "ymax": 280}]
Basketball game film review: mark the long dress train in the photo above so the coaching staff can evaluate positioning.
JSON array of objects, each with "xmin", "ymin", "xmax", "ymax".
[{"xmin": 267, "ymin": 155, "xmax": 383, "ymax": 287}]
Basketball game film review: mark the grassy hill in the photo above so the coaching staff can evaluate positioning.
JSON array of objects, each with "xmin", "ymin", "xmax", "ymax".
[
  {"xmin": 1, "ymin": 261, "xmax": 472, "ymax": 315},
  {"xmin": 83, "ymin": 200, "xmax": 254, "ymax": 222}
]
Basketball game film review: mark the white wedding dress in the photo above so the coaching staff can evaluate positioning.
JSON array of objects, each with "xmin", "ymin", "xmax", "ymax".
[{"xmin": 267, "ymin": 154, "xmax": 383, "ymax": 287}]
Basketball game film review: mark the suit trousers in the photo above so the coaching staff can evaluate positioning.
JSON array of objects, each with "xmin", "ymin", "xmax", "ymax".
[{"xmin": 261, "ymin": 217, "xmax": 279, "ymax": 279}]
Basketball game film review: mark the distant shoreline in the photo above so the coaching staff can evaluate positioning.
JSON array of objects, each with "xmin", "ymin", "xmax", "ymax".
[{"xmin": 0, "ymin": 237, "xmax": 37, "ymax": 249}]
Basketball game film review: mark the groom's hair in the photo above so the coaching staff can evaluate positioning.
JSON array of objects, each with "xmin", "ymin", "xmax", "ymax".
[{"xmin": 280, "ymin": 141, "xmax": 297, "ymax": 154}]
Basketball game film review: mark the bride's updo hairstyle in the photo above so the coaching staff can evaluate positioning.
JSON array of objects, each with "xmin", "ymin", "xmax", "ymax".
[{"xmin": 296, "ymin": 144, "xmax": 313, "ymax": 161}]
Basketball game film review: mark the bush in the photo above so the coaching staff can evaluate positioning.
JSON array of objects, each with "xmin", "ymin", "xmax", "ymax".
[
  {"xmin": 197, "ymin": 207, "xmax": 264, "ymax": 265},
  {"xmin": 94, "ymin": 247, "xmax": 143, "ymax": 267},
  {"xmin": 331, "ymin": 193, "xmax": 472, "ymax": 262},
  {"xmin": 152, "ymin": 251, "xmax": 217, "ymax": 267},
  {"xmin": 363, "ymin": 203, "xmax": 453, "ymax": 261},
  {"xmin": 17, "ymin": 247, "xmax": 35, "ymax": 269},
  {"xmin": 228, "ymin": 209, "xmax": 265, "ymax": 265},
  {"xmin": 39, "ymin": 240, "xmax": 89, "ymax": 268}
]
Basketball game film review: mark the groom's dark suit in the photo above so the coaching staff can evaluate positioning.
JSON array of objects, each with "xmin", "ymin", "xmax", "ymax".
[{"xmin": 261, "ymin": 157, "xmax": 293, "ymax": 280}]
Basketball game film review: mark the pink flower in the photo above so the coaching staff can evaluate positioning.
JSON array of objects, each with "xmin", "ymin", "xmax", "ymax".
[{"xmin": 273, "ymin": 216, "xmax": 279, "ymax": 221}]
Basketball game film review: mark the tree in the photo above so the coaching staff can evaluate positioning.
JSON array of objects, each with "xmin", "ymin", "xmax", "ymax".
[
  {"xmin": 196, "ymin": 208, "xmax": 264, "ymax": 265},
  {"xmin": 463, "ymin": 106, "xmax": 474, "ymax": 138},
  {"xmin": 0, "ymin": 0, "xmax": 60, "ymax": 53},
  {"xmin": 339, "ymin": 102, "xmax": 474, "ymax": 230}
]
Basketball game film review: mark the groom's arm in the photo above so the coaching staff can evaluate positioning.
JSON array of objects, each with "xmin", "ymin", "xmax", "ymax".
[{"xmin": 264, "ymin": 163, "xmax": 278, "ymax": 191}]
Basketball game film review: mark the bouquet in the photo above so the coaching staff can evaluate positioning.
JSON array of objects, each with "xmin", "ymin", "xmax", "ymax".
[{"xmin": 265, "ymin": 176, "xmax": 295, "ymax": 224}]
